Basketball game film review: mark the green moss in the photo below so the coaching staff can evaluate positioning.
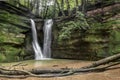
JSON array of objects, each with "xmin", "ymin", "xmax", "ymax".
[
  {"xmin": 0, "ymin": 54, "xmax": 6, "ymax": 62},
  {"xmin": 0, "ymin": 45, "xmax": 23, "ymax": 62},
  {"xmin": 0, "ymin": 10, "xmax": 26, "ymax": 62},
  {"xmin": 57, "ymin": 12, "xmax": 89, "ymax": 41}
]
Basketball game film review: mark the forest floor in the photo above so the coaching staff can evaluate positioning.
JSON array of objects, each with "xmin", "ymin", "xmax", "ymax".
[{"xmin": 0, "ymin": 60, "xmax": 120, "ymax": 80}]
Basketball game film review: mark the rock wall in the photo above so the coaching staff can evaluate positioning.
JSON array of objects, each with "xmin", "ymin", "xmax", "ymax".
[{"xmin": 51, "ymin": 20, "xmax": 120, "ymax": 60}]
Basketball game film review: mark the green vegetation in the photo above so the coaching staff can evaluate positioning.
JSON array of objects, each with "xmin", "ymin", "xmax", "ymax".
[
  {"xmin": 56, "ymin": 12, "xmax": 120, "ymax": 59},
  {"xmin": 87, "ymin": 19, "xmax": 120, "ymax": 58},
  {"xmin": 57, "ymin": 12, "xmax": 89, "ymax": 41},
  {"xmin": 0, "ymin": 10, "xmax": 26, "ymax": 62},
  {"xmin": 0, "ymin": 0, "xmax": 120, "ymax": 62}
]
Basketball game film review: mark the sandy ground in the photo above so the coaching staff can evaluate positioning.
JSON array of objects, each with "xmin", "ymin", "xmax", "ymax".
[{"xmin": 0, "ymin": 60, "xmax": 120, "ymax": 80}]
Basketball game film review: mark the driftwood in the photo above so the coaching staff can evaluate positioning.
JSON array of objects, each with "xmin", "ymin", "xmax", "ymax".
[
  {"xmin": 0, "ymin": 62, "xmax": 120, "ymax": 78},
  {"xmin": 82, "ymin": 52, "xmax": 120, "ymax": 68},
  {"xmin": 0, "ymin": 53, "xmax": 120, "ymax": 78},
  {"xmin": 87, "ymin": 3, "xmax": 120, "ymax": 17}
]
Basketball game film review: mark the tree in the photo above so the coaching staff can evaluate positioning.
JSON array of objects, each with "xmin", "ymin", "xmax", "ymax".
[{"xmin": 81, "ymin": 0, "xmax": 87, "ymax": 14}]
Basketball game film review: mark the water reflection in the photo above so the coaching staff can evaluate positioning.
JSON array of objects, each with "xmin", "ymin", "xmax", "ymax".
[
  {"xmin": 34, "ymin": 58, "xmax": 52, "ymax": 68},
  {"xmin": 34, "ymin": 61, "xmax": 43, "ymax": 68}
]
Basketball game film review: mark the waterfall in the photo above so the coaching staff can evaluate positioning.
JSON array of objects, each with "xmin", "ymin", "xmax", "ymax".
[
  {"xmin": 43, "ymin": 19, "xmax": 53, "ymax": 58},
  {"xmin": 30, "ymin": 19, "xmax": 53, "ymax": 60},
  {"xmin": 30, "ymin": 19, "xmax": 43, "ymax": 60},
  {"xmin": 30, "ymin": 0, "xmax": 54, "ymax": 60}
]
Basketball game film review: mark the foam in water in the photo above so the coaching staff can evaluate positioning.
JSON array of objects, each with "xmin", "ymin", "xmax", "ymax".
[
  {"xmin": 30, "ymin": 19, "xmax": 43, "ymax": 60},
  {"xmin": 43, "ymin": 19, "xmax": 53, "ymax": 58}
]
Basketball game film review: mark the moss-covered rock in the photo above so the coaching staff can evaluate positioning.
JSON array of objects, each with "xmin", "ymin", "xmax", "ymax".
[
  {"xmin": 52, "ymin": 14, "xmax": 120, "ymax": 60},
  {"xmin": 0, "ymin": 10, "xmax": 27, "ymax": 62}
]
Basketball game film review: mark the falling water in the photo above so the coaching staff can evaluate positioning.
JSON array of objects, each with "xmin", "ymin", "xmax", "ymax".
[
  {"xmin": 43, "ymin": 19, "xmax": 53, "ymax": 58},
  {"xmin": 30, "ymin": 19, "xmax": 43, "ymax": 60}
]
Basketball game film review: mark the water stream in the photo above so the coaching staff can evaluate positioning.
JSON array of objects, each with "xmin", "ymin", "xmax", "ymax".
[
  {"xmin": 43, "ymin": 19, "xmax": 53, "ymax": 58},
  {"xmin": 30, "ymin": 0, "xmax": 54, "ymax": 60},
  {"xmin": 30, "ymin": 19, "xmax": 53, "ymax": 60},
  {"xmin": 30, "ymin": 19, "xmax": 43, "ymax": 60}
]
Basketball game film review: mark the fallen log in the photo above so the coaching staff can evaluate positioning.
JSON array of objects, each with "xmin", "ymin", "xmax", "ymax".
[
  {"xmin": 87, "ymin": 3, "xmax": 120, "ymax": 17},
  {"xmin": 82, "ymin": 52, "xmax": 120, "ymax": 68},
  {"xmin": 0, "ymin": 53, "xmax": 120, "ymax": 78},
  {"xmin": 0, "ymin": 62, "xmax": 120, "ymax": 78}
]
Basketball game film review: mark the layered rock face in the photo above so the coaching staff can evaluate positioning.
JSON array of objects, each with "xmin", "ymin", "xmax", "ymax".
[{"xmin": 52, "ymin": 18, "xmax": 120, "ymax": 60}]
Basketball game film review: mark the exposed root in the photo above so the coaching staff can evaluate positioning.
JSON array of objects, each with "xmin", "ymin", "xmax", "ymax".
[{"xmin": 0, "ymin": 53, "xmax": 120, "ymax": 78}]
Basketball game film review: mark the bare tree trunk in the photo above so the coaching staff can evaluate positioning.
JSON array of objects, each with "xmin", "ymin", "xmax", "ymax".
[
  {"xmin": 75, "ymin": 0, "xmax": 79, "ymax": 13},
  {"xmin": 61, "ymin": 0, "xmax": 65, "ymax": 16},
  {"xmin": 35, "ymin": 0, "xmax": 40, "ymax": 16},
  {"xmin": 81, "ymin": 0, "xmax": 87, "ymax": 15},
  {"xmin": 66, "ymin": 0, "xmax": 71, "ymax": 16}
]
